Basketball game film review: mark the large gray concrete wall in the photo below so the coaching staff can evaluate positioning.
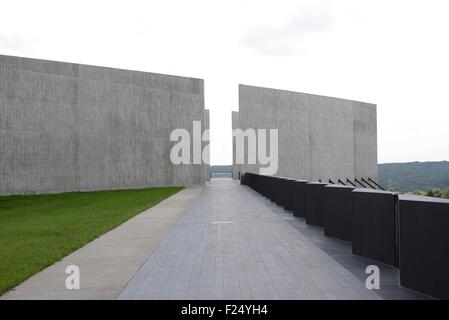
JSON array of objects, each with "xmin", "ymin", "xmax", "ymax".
[
  {"xmin": 0, "ymin": 54, "xmax": 206, "ymax": 195},
  {"xmin": 232, "ymin": 111, "xmax": 240, "ymax": 180},
  {"xmin": 235, "ymin": 84, "xmax": 377, "ymax": 182},
  {"xmin": 204, "ymin": 109, "xmax": 210, "ymax": 181}
]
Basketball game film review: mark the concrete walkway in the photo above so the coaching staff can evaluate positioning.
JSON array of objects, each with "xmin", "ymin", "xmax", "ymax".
[
  {"xmin": 1, "ymin": 186, "xmax": 203, "ymax": 300},
  {"xmin": 119, "ymin": 179, "xmax": 428, "ymax": 300}
]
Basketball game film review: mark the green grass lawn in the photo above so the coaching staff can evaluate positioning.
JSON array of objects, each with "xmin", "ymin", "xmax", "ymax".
[{"xmin": 0, "ymin": 186, "xmax": 183, "ymax": 295}]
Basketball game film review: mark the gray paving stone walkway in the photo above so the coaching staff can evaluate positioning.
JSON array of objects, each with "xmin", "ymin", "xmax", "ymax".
[{"xmin": 118, "ymin": 179, "xmax": 429, "ymax": 300}]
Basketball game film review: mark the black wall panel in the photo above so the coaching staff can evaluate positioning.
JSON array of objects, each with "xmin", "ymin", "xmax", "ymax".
[
  {"xmin": 305, "ymin": 182, "xmax": 329, "ymax": 226},
  {"xmin": 323, "ymin": 185, "xmax": 355, "ymax": 242},
  {"xmin": 293, "ymin": 180, "xmax": 308, "ymax": 218},
  {"xmin": 399, "ymin": 195, "xmax": 449, "ymax": 299},
  {"xmin": 352, "ymin": 189, "xmax": 399, "ymax": 267}
]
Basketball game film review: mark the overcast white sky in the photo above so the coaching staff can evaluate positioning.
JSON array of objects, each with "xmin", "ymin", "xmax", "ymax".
[{"xmin": 1, "ymin": 0, "xmax": 448, "ymax": 165}]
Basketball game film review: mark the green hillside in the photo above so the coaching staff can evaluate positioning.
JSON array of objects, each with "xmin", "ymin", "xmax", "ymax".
[
  {"xmin": 210, "ymin": 165, "xmax": 233, "ymax": 173},
  {"xmin": 378, "ymin": 161, "xmax": 449, "ymax": 192}
]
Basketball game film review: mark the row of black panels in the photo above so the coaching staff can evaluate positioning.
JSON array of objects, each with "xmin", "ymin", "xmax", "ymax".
[
  {"xmin": 241, "ymin": 172, "xmax": 449, "ymax": 300},
  {"xmin": 242, "ymin": 173, "xmax": 396, "ymax": 265}
]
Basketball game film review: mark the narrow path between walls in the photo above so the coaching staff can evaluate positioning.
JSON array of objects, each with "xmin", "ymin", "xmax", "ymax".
[{"xmin": 119, "ymin": 179, "xmax": 427, "ymax": 300}]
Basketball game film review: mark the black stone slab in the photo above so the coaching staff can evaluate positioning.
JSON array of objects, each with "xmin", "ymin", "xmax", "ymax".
[
  {"xmin": 267, "ymin": 176, "xmax": 277, "ymax": 202},
  {"xmin": 293, "ymin": 180, "xmax": 309, "ymax": 218},
  {"xmin": 305, "ymin": 182, "xmax": 329, "ymax": 226},
  {"xmin": 280, "ymin": 178, "xmax": 296, "ymax": 212},
  {"xmin": 265, "ymin": 175, "xmax": 277, "ymax": 201},
  {"xmin": 323, "ymin": 184, "xmax": 355, "ymax": 242},
  {"xmin": 240, "ymin": 172, "xmax": 247, "ymax": 185},
  {"xmin": 352, "ymin": 189, "xmax": 399, "ymax": 267},
  {"xmin": 273, "ymin": 176, "xmax": 287, "ymax": 206},
  {"xmin": 399, "ymin": 194, "xmax": 449, "ymax": 299},
  {"xmin": 273, "ymin": 176, "xmax": 282, "ymax": 204}
]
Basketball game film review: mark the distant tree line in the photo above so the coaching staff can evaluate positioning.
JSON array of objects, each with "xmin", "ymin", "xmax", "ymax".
[
  {"xmin": 210, "ymin": 165, "xmax": 233, "ymax": 173},
  {"xmin": 379, "ymin": 161, "xmax": 449, "ymax": 193}
]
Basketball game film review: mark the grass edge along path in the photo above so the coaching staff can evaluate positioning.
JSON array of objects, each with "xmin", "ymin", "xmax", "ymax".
[{"xmin": 0, "ymin": 186, "xmax": 183, "ymax": 295}]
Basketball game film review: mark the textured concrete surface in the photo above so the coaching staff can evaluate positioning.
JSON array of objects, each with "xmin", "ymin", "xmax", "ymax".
[
  {"xmin": 232, "ymin": 111, "xmax": 240, "ymax": 179},
  {"xmin": 118, "ymin": 179, "xmax": 425, "ymax": 300},
  {"xmin": 234, "ymin": 84, "xmax": 378, "ymax": 182},
  {"xmin": 204, "ymin": 109, "xmax": 210, "ymax": 181},
  {"xmin": 0, "ymin": 187, "xmax": 203, "ymax": 300},
  {"xmin": 0, "ymin": 54, "xmax": 206, "ymax": 195}
]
